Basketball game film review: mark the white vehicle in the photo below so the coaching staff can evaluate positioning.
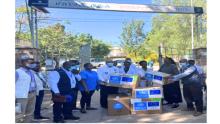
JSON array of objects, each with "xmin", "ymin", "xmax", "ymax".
[{"xmin": 90, "ymin": 58, "xmax": 105, "ymax": 68}]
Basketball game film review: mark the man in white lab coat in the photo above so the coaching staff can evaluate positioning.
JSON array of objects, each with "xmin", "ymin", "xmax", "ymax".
[
  {"xmin": 118, "ymin": 58, "xmax": 139, "ymax": 94},
  {"xmin": 119, "ymin": 58, "xmax": 139, "ymax": 75},
  {"xmin": 15, "ymin": 55, "xmax": 36, "ymax": 122},
  {"xmin": 97, "ymin": 59, "xmax": 120, "ymax": 108}
]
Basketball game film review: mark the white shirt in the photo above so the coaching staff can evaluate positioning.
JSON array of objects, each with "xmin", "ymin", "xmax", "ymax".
[
  {"xmin": 47, "ymin": 68, "xmax": 77, "ymax": 93},
  {"xmin": 137, "ymin": 67, "xmax": 153, "ymax": 78},
  {"xmin": 119, "ymin": 64, "xmax": 139, "ymax": 75},
  {"xmin": 97, "ymin": 65, "xmax": 120, "ymax": 82}
]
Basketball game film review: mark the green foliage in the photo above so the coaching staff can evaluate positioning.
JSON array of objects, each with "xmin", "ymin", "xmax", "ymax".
[{"xmin": 120, "ymin": 20, "xmax": 147, "ymax": 61}]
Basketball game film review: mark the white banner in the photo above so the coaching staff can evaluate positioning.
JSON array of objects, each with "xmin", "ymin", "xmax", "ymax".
[{"xmin": 48, "ymin": 0, "xmax": 196, "ymax": 14}]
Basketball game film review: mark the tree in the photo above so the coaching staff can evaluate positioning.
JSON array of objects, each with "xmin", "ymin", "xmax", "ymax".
[
  {"xmin": 91, "ymin": 39, "xmax": 111, "ymax": 58},
  {"xmin": 146, "ymin": 0, "xmax": 207, "ymax": 58},
  {"xmin": 120, "ymin": 20, "xmax": 146, "ymax": 61}
]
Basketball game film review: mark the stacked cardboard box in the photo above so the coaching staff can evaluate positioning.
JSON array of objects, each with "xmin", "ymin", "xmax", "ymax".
[
  {"xmin": 107, "ymin": 94, "xmax": 131, "ymax": 116},
  {"xmin": 106, "ymin": 73, "xmax": 165, "ymax": 115},
  {"xmin": 106, "ymin": 74, "xmax": 139, "ymax": 89},
  {"xmin": 130, "ymin": 87, "xmax": 163, "ymax": 114}
]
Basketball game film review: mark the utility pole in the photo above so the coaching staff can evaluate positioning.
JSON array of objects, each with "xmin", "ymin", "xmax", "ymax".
[
  {"xmin": 30, "ymin": 7, "xmax": 35, "ymax": 48},
  {"xmin": 191, "ymin": 0, "xmax": 194, "ymax": 50},
  {"xmin": 35, "ymin": 9, "xmax": 39, "ymax": 49}
]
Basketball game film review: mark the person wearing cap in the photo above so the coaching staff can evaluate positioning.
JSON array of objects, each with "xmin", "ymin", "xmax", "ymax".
[
  {"xmin": 69, "ymin": 60, "xmax": 82, "ymax": 111},
  {"xmin": 32, "ymin": 61, "xmax": 50, "ymax": 120},
  {"xmin": 169, "ymin": 58, "xmax": 204, "ymax": 116},
  {"xmin": 15, "ymin": 54, "xmax": 37, "ymax": 122},
  {"xmin": 47, "ymin": 61, "xmax": 80, "ymax": 123},
  {"xmin": 97, "ymin": 59, "xmax": 120, "ymax": 108}
]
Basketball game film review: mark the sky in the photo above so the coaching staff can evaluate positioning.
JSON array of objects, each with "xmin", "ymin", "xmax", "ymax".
[{"xmin": 16, "ymin": 0, "xmax": 156, "ymax": 46}]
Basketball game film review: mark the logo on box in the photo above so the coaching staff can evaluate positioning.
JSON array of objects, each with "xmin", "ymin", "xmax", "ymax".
[
  {"xmin": 135, "ymin": 90, "xmax": 149, "ymax": 99},
  {"xmin": 147, "ymin": 101, "xmax": 160, "ymax": 110},
  {"xmin": 133, "ymin": 102, "xmax": 147, "ymax": 111},
  {"xmin": 109, "ymin": 76, "xmax": 121, "ymax": 84},
  {"xmin": 113, "ymin": 102, "xmax": 124, "ymax": 110}
]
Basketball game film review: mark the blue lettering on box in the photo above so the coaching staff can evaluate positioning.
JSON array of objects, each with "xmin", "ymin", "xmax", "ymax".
[
  {"xmin": 113, "ymin": 102, "xmax": 123, "ymax": 110},
  {"xmin": 148, "ymin": 101, "xmax": 160, "ymax": 107},
  {"xmin": 109, "ymin": 76, "xmax": 121, "ymax": 84},
  {"xmin": 136, "ymin": 90, "xmax": 149, "ymax": 98},
  {"xmin": 145, "ymin": 73, "xmax": 154, "ymax": 81},
  {"xmin": 149, "ymin": 90, "xmax": 161, "ymax": 95},
  {"xmin": 134, "ymin": 102, "xmax": 147, "ymax": 111},
  {"xmin": 154, "ymin": 75, "xmax": 163, "ymax": 81},
  {"xmin": 121, "ymin": 77, "xmax": 133, "ymax": 82}
]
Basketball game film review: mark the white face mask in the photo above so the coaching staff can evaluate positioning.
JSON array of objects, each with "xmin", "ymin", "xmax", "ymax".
[
  {"xmin": 107, "ymin": 63, "xmax": 114, "ymax": 67},
  {"xmin": 179, "ymin": 63, "xmax": 187, "ymax": 68}
]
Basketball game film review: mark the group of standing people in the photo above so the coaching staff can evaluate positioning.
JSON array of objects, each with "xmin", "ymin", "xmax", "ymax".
[{"xmin": 15, "ymin": 54, "xmax": 206, "ymax": 123}]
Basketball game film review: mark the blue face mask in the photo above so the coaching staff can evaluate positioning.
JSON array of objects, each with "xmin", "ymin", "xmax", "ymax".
[
  {"xmin": 179, "ymin": 62, "xmax": 188, "ymax": 68},
  {"xmin": 70, "ymin": 65, "xmax": 80, "ymax": 71},
  {"xmin": 107, "ymin": 63, "xmax": 113, "ymax": 67}
]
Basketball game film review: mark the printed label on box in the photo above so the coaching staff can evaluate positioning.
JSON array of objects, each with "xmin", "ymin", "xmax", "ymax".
[
  {"xmin": 109, "ymin": 76, "xmax": 121, "ymax": 84},
  {"xmin": 113, "ymin": 102, "xmax": 124, "ymax": 110},
  {"xmin": 145, "ymin": 73, "xmax": 154, "ymax": 81},
  {"xmin": 147, "ymin": 101, "xmax": 160, "ymax": 110},
  {"xmin": 154, "ymin": 75, "xmax": 163, "ymax": 81},
  {"xmin": 149, "ymin": 89, "xmax": 162, "ymax": 98},
  {"xmin": 133, "ymin": 102, "xmax": 147, "ymax": 111},
  {"xmin": 135, "ymin": 90, "xmax": 149, "ymax": 99},
  {"xmin": 121, "ymin": 76, "xmax": 134, "ymax": 85}
]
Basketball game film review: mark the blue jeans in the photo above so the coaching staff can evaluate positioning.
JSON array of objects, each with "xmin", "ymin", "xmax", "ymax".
[{"xmin": 34, "ymin": 90, "xmax": 44, "ymax": 117}]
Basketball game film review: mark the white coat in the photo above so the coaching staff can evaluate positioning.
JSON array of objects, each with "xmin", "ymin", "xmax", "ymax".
[
  {"xmin": 97, "ymin": 65, "xmax": 120, "ymax": 82},
  {"xmin": 15, "ymin": 68, "xmax": 32, "ymax": 98}
]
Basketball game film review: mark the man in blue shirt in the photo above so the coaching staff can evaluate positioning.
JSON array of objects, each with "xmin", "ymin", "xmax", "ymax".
[{"xmin": 79, "ymin": 63, "xmax": 99, "ymax": 113}]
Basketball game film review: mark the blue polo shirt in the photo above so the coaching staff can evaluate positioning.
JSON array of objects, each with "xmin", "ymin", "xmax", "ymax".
[{"xmin": 79, "ymin": 70, "xmax": 99, "ymax": 91}]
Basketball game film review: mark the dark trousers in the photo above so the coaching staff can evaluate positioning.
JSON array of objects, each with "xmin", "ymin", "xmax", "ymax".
[
  {"xmin": 163, "ymin": 81, "xmax": 182, "ymax": 104},
  {"xmin": 183, "ymin": 83, "xmax": 203, "ymax": 112},
  {"xmin": 34, "ymin": 90, "xmax": 44, "ymax": 117},
  {"xmin": 72, "ymin": 88, "xmax": 78, "ymax": 109},
  {"xmin": 80, "ymin": 90, "xmax": 95, "ymax": 109},
  {"xmin": 100, "ymin": 85, "xmax": 118, "ymax": 108},
  {"xmin": 52, "ymin": 92, "xmax": 73, "ymax": 121}
]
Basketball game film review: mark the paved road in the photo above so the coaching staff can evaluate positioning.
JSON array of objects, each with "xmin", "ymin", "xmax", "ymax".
[{"xmin": 25, "ymin": 88, "xmax": 207, "ymax": 123}]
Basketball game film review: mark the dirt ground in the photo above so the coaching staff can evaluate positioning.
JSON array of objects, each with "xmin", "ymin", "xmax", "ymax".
[{"xmin": 19, "ymin": 87, "xmax": 207, "ymax": 123}]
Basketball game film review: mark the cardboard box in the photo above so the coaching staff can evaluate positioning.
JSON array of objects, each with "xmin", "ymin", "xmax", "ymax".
[
  {"xmin": 107, "ymin": 94, "xmax": 131, "ymax": 116},
  {"xmin": 107, "ymin": 74, "xmax": 139, "ymax": 89},
  {"xmin": 130, "ymin": 98, "xmax": 162, "ymax": 114},
  {"xmin": 132, "ymin": 87, "xmax": 163, "ymax": 99},
  {"xmin": 145, "ymin": 71, "xmax": 170, "ymax": 85}
]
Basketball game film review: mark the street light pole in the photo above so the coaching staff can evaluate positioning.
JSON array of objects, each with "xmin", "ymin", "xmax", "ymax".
[{"xmin": 191, "ymin": 0, "xmax": 194, "ymax": 50}]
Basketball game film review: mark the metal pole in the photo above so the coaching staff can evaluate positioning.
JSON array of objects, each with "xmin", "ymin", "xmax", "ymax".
[
  {"xmin": 35, "ymin": 9, "xmax": 39, "ymax": 49},
  {"xmin": 30, "ymin": 7, "xmax": 35, "ymax": 48},
  {"xmin": 196, "ymin": 15, "xmax": 200, "ymax": 48},
  {"xmin": 191, "ymin": 0, "xmax": 194, "ymax": 50}
]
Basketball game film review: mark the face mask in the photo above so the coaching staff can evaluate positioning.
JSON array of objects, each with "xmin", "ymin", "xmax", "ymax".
[
  {"xmin": 70, "ymin": 65, "xmax": 80, "ymax": 71},
  {"xmin": 107, "ymin": 63, "xmax": 113, "ymax": 67},
  {"xmin": 26, "ymin": 63, "xmax": 37, "ymax": 69},
  {"xmin": 179, "ymin": 63, "xmax": 187, "ymax": 68}
]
